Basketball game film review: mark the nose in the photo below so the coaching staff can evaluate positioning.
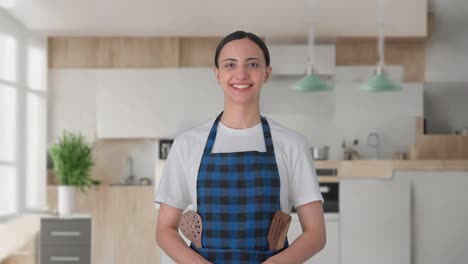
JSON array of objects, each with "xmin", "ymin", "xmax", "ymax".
[{"xmin": 235, "ymin": 65, "xmax": 249, "ymax": 79}]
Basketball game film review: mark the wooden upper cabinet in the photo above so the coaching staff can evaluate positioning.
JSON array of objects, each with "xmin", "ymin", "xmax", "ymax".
[
  {"xmin": 49, "ymin": 38, "xmax": 99, "ymax": 68},
  {"xmin": 48, "ymin": 37, "xmax": 223, "ymax": 68},
  {"xmin": 335, "ymin": 38, "xmax": 425, "ymax": 82},
  {"xmin": 95, "ymin": 37, "xmax": 179, "ymax": 68},
  {"xmin": 49, "ymin": 36, "xmax": 426, "ymax": 81},
  {"xmin": 178, "ymin": 37, "xmax": 222, "ymax": 68},
  {"xmin": 48, "ymin": 37, "xmax": 180, "ymax": 68}
]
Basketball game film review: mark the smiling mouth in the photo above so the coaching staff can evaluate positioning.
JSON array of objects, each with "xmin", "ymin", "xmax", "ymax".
[{"xmin": 231, "ymin": 84, "xmax": 252, "ymax": 90}]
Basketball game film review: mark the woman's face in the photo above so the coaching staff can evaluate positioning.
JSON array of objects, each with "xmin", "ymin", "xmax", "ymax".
[{"xmin": 214, "ymin": 38, "xmax": 272, "ymax": 106}]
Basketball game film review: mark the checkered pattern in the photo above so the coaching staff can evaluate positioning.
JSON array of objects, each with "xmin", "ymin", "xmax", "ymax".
[
  {"xmin": 190, "ymin": 245, "xmax": 279, "ymax": 264},
  {"xmin": 194, "ymin": 112, "xmax": 287, "ymax": 263}
]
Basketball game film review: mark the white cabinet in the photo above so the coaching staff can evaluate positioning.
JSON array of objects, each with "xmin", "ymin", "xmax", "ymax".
[
  {"xmin": 96, "ymin": 68, "xmax": 223, "ymax": 138},
  {"xmin": 287, "ymin": 213, "xmax": 340, "ymax": 264},
  {"xmin": 340, "ymin": 178, "xmax": 411, "ymax": 264}
]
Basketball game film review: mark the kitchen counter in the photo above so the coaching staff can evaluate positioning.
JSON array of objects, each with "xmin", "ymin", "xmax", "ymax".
[{"xmin": 315, "ymin": 160, "xmax": 468, "ymax": 179}]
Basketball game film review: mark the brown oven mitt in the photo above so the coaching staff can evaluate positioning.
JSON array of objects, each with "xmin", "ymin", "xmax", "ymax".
[
  {"xmin": 179, "ymin": 211, "xmax": 203, "ymax": 248},
  {"xmin": 267, "ymin": 210, "xmax": 292, "ymax": 251}
]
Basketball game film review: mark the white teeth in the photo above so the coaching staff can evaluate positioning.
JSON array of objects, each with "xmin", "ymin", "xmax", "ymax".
[{"xmin": 232, "ymin": 84, "xmax": 250, "ymax": 89}]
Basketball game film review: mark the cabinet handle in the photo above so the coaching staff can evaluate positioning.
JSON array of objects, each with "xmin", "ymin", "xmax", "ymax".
[
  {"xmin": 50, "ymin": 256, "xmax": 80, "ymax": 262},
  {"xmin": 50, "ymin": 231, "xmax": 81, "ymax": 237}
]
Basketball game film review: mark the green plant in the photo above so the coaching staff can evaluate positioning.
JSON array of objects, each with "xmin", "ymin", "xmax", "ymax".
[{"xmin": 49, "ymin": 130, "xmax": 100, "ymax": 191}]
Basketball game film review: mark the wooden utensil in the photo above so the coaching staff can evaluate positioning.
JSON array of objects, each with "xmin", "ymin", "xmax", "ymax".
[
  {"xmin": 179, "ymin": 211, "xmax": 203, "ymax": 248},
  {"xmin": 267, "ymin": 211, "xmax": 292, "ymax": 251}
]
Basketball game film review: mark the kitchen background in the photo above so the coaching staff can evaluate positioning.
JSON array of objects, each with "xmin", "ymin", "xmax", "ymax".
[
  {"xmin": 40, "ymin": 0, "xmax": 464, "ymax": 188},
  {"xmin": 2, "ymin": 0, "xmax": 468, "ymax": 264}
]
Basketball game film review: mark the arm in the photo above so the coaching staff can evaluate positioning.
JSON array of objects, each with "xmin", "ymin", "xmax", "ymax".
[
  {"xmin": 263, "ymin": 201, "xmax": 326, "ymax": 264},
  {"xmin": 156, "ymin": 203, "xmax": 212, "ymax": 264}
]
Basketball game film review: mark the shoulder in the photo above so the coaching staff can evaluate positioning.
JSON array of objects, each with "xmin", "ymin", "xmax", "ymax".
[
  {"xmin": 171, "ymin": 118, "xmax": 215, "ymax": 154},
  {"xmin": 266, "ymin": 117, "xmax": 309, "ymax": 152}
]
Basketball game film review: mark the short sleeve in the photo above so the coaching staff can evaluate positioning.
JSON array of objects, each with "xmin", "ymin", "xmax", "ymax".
[
  {"xmin": 154, "ymin": 138, "xmax": 191, "ymax": 210},
  {"xmin": 289, "ymin": 144, "xmax": 324, "ymax": 208}
]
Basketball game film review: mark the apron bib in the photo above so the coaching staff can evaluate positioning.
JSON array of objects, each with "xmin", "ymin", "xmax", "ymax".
[{"xmin": 193, "ymin": 112, "xmax": 288, "ymax": 263}]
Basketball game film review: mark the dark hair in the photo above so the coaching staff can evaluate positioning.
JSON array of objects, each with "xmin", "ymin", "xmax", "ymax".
[{"xmin": 214, "ymin": 30, "xmax": 270, "ymax": 68}]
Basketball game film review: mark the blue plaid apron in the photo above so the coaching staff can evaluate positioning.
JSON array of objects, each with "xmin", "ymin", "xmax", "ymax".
[{"xmin": 192, "ymin": 112, "xmax": 288, "ymax": 263}]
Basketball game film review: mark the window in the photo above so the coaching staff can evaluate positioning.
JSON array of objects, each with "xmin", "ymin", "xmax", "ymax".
[{"xmin": 0, "ymin": 21, "xmax": 47, "ymax": 219}]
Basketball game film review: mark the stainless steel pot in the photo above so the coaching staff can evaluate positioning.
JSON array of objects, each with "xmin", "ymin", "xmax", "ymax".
[{"xmin": 311, "ymin": 146, "xmax": 329, "ymax": 160}]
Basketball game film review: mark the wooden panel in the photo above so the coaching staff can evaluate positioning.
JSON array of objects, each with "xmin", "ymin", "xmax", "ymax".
[
  {"xmin": 339, "ymin": 160, "xmax": 394, "ymax": 178},
  {"xmin": 411, "ymin": 135, "xmax": 468, "ymax": 160},
  {"xmin": 95, "ymin": 37, "xmax": 179, "ymax": 68},
  {"xmin": 49, "ymin": 37, "xmax": 179, "ymax": 68},
  {"xmin": 47, "ymin": 186, "xmax": 160, "ymax": 264},
  {"xmin": 393, "ymin": 160, "xmax": 468, "ymax": 171},
  {"xmin": 336, "ymin": 38, "xmax": 425, "ymax": 82},
  {"xmin": 179, "ymin": 37, "xmax": 222, "ymax": 67},
  {"xmin": 415, "ymin": 116, "xmax": 425, "ymax": 138},
  {"xmin": 48, "ymin": 38, "xmax": 98, "ymax": 68},
  {"xmin": 314, "ymin": 160, "xmax": 340, "ymax": 169}
]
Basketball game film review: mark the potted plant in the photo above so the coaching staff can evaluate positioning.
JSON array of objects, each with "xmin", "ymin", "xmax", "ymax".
[{"xmin": 49, "ymin": 130, "xmax": 100, "ymax": 216}]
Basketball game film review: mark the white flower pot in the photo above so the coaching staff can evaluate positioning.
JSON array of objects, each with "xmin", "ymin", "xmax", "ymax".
[{"xmin": 58, "ymin": 186, "xmax": 75, "ymax": 217}]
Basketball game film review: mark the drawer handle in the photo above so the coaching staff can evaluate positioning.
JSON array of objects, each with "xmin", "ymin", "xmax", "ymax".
[
  {"xmin": 50, "ymin": 231, "xmax": 81, "ymax": 237},
  {"xmin": 50, "ymin": 256, "xmax": 80, "ymax": 262}
]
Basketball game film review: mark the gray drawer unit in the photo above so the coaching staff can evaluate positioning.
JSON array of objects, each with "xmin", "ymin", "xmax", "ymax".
[
  {"xmin": 40, "ymin": 246, "xmax": 90, "ymax": 264},
  {"xmin": 40, "ymin": 217, "xmax": 92, "ymax": 264},
  {"xmin": 41, "ymin": 219, "xmax": 91, "ymax": 246}
]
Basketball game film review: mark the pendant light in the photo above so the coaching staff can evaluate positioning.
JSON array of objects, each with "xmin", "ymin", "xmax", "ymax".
[
  {"xmin": 361, "ymin": 0, "xmax": 402, "ymax": 92},
  {"xmin": 293, "ymin": 0, "xmax": 332, "ymax": 92}
]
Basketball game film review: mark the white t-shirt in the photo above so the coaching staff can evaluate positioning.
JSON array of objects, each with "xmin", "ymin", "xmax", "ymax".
[{"xmin": 154, "ymin": 116, "xmax": 323, "ymax": 213}]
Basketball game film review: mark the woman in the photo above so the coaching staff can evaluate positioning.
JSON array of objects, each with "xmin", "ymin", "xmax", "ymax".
[{"xmin": 155, "ymin": 30, "xmax": 325, "ymax": 264}]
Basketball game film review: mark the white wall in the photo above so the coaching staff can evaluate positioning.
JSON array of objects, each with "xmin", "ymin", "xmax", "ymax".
[{"xmin": 425, "ymin": 0, "xmax": 468, "ymax": 82}]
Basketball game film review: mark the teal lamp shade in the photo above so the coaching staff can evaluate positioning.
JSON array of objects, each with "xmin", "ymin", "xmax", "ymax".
[
  {"xmin": 293, "ymin": 68, "xmax": 332, "ymax": 92},
  {"xmin": 361, "ymin": 67, "xmax": 402, "ymax": 92}
]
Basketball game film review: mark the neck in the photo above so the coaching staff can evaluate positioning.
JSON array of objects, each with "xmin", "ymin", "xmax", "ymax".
[{"xmin": 221, "ymin": 103, "xmax": 261, "ymax": 129}]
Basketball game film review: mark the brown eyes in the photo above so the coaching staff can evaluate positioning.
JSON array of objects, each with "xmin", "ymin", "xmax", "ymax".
[{"xmin": 222, "ymin": 63, "xmax": 260, "ymax": 69}]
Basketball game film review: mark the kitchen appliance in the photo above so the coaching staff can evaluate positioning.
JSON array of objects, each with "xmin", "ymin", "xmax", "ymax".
[
  {"xmin": 319, "ymin": 183, "xmax": 339, "ymax": 213},
  {"xmin": 311, "ymin": 146, "xmax": 329, "ymax": 160}
]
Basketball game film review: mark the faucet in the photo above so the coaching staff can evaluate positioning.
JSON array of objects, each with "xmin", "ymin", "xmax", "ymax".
[
  {"xmin": 125, "ymin": 156, "xmax": 136, "ymax": 184},
  {"xmin": 367, "ymin": 132, "xmax": 380, "ymax": 159}
]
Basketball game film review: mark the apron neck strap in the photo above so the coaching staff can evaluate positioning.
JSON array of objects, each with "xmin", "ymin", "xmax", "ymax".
[{"xmin": 203, "ymin": 112, "xmax": 274, "ymax": 154}]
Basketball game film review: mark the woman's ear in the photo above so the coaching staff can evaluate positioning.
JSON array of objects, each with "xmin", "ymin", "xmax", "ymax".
[{"xmin": 264, "ymin": 66, "xmax": 272, "ymax": 83}]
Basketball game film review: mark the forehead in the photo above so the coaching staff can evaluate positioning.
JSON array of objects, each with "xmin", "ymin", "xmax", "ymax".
[{"xmin": 218, "ymin": 38, "xmax": 264, "ymax": 60}]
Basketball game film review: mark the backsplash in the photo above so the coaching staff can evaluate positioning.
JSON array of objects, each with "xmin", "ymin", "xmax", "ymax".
[{"xmin": 82, "ymin": 139, "xmax": 159, "ymax": 184}]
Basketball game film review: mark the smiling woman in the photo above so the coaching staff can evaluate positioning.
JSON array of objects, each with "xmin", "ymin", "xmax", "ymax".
[{"xmin": 155, "ymin": 31, "xmax": 325, "ymax": 264}]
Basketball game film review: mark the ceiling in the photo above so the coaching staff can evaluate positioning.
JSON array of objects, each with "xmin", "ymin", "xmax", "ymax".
[{"xmin": 2, "ymin": 0, "xmax": 427, "ymax": 38}]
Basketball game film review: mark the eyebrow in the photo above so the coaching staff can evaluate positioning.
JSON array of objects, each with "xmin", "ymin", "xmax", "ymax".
[{"xmin": 221, "ymin": 57, "xmax": 262, "ymax": 63}]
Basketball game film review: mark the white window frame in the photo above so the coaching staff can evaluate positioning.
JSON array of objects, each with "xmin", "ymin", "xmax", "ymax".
[{"xmin": 0, "ymin": 11, "xmax": 47, "ymax": 222}]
